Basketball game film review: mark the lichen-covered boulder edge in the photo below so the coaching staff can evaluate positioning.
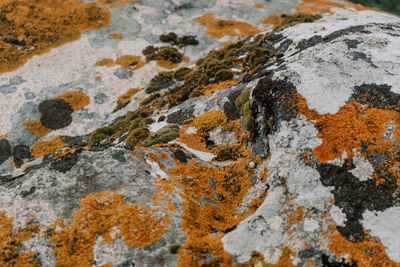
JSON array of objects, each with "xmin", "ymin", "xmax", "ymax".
[{"xmin": 1, "ymin": 0, "xmax": 400, "ymax": 266}]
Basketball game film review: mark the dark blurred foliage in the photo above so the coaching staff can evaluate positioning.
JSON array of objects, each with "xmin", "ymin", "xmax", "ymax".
[{"xmin": 349, "ymin": 0, "xmax": 400, "ymax": 16}]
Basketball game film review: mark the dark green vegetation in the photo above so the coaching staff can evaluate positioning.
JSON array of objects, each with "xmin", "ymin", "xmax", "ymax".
[
  {"xmin": 142, "ymin": 46, "xmax": 183, "ymax": 63},
  {"xmin": 88, "ymin": 13, "xmax": 323, "ymax": 148},
  {"xmin": 160, "ymin": 32, "xmax": 199, "ymax": 47},
  {"xmin": 349, "ymin": 0, "xmax": 400, "ymax": 16}
]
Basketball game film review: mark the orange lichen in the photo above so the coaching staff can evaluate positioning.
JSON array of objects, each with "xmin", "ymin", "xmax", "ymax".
[
  {"xmin": 195, "ymin": 13, "xmax": 261, "ymax": 38},
  {"xmin": 262, "ymin": 14, "xmax": 287, "ymax": 26},
  {"xmin": 157, "ymin": 151, "xmax": 169, "ymax": 160},
  {"xmin": 201, "ymin": 79, "xmax": 238, "ymax": 97},
  {"xmin": 30, "ymin": 136, "xmax": 68, "ymax": 157},
  {"xmin": 295, "ymin": 93, "xmax": 400, "ymax": 163},
  {"xmin": 0, "ymin": 212, "xmax": 40, "ymax": 266},
  {"xmin": 329, "ymin": 231, "xmax": 400, "ymax": 266},
  {"xmin": 147, "ymin": 152, "xmax": 166, "ymax": 170},
  {"xmin": 22, "ymin": 120, "xmax": 50, "ymax": 137},
  {"xmin": 156, "ymin": 59, "xmax": 179, "ymax": 69},
  {"xmin": 95, "ymin": 55, "xmax": 146, "ymax": 70},
  {"xmin": 287, "ymin": 206, "xmax": 304, "ymax": 224},
  {"xmin": 117, "ymin": 88, "xmax": 141, "ymax": 105},
  {"xmin": 0, "ymin": 133, "xmax": 8, "ymax": 139},
  {"xmin": 108, "ymin": 32, "xmax": 123, "ymax": 39},
  {"xmin": 255, "ymin": 3, "xmax": 265, "ymax": 8},
  {"xmin": 0, "ymin": 0, "xmax": 111, "ymax": 74},
  {"xmin": 152, "ymin": 178, "xmax": 178, "ymax": 213},
  {"xmin": 178, "ymin": 110, "xmax": 245, "ymax": 157},
  {"xmin": 98, "ymin": 0, "xmax": 135, "ymax": 8},
  {"xmin": 182, "ymin": 56, "xmax": 190, "ymax": 63},
  {"xmin": 294, "ymin": 0, "xmax": 377, "ymax": 14},
  {"xmin": 54, "ymin": 147, "xmax": 75, "ymax": 159},
  {"xmin": 54, "ymin": 91, "xmax": 90, "ymax": 110},
  {"xmin": 49, "ymin": 188, "xmax": 170, "ymax": 266}
]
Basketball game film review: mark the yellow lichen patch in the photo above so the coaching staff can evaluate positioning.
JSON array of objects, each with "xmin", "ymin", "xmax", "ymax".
[
  {"xmin": 178, "ymin": 110, "xmax": 245, "ymax": 155},
  {"xmin": 95, "ymin": 55, "xmax": 146, "ymax": 70},
  {"xmin": 329, "ymin": 231, "xmax": 400, "ymax": 266},
  {"xmin": 152, "ymin": 178, "xmax": 178, "ymax": 213},
  {"xmin": 0, "ymin": 133, "xmax": 7, "ymax": 139},
  {"xmin": 0, "ymin": 212, "xmax": 40, "ymax": 266},
  {"xmin": 49, "ymin": 189, "xmax": 170, "ymax": 266},
  {"xmin": 30, "ymin": 136, "xmax": 68, "ymax": 157},
  {"xmin": 156, "ymin": 59, "xmax": 179, "ymax": 69},
  {"xmin": 108, "ymin": 32, "xmax": 123, "ymax": 39},
  {"xmin": 262, "ymin": 14, "xmax": 287, "ymax": 26},
  {"xmin": 117, "ymin": 88, "xmax": 141, "ymax": 105},
  {"xmin": 182, "ymin": 56, "xmax": 190, "ymax": 63},
  {"xmin": 201, "ymin": 80, "xmax": 238, "ymax": 97},
  {"xmin": 295, "ymin": 0, "xmax": 346, "ymax": 14},
  {"xmin": 22, "ymin": 120, "xmax": 50, "ymax": 137},
  {"xmin": 54, "ymin": 147, "xmax": 75, "ymax": 159},
  {"xmin": 170, "ymin": 157, "xmax": 254, "ymax": 265},
  {"xmin": 255, "ymin": 3, "xmax": 265, "ymax": 8},
  {"xmin": 95, "ymin": 58, "xmax": 115, "ymax": 67},
  {"xmin": 54, "ymin": 91, "xmax": 90, "ymax": 110},
  {"xmin": 195, "ymin": 13, "xmax": 261, "ymax": 38},
  {"xmin": 98, "ymin": 0, "xmax": 135, "ymax": 8},
  {"xmin": 147, "ymin": 152, "xmax": 166, "ymax": 170},
  {"xmin": 157, "ymin": 151, "xmax": 169, "ymax": 160},
  {"xmin": 0, "ymin": 0, "xmax": 111, "ymax": 74},
  {"xmin": 295, "ymin": 93, "xmax": 400, "ymax": 163}
]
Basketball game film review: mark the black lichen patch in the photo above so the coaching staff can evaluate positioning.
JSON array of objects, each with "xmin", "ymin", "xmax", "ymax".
[
  {"xmin": 321, "ymin": 254, "xmax": 354, "ymax": 267},
  {"xmin": 352, "ymin": 83, "xmax": 400, "ymax": 110},
  {"xmin": 0, "ymin": 139, "xmax": 11, "ymax": 164},
  {"xmin": 223, "ymin": 89, "xmax": 241, "ymax": 120},
  {"xmin": 39, "ymin": 99, "xmax": 73, "ymax": 129},
  {"xmin": 317, "ymin": 161, "xmax": 397, "ymax": 241},
  {"xmin": 21, "ymin": 186, "xmax": 36, "ymax": 198},
  {"xmin": 142, "ymin": 45, "xmax": 183, "ymax": 63},
  {"xmin": 173, "ymin": 148, "xmax": 191, "ymax": 164},
  {"xmin": 160, "ymin": 32, "xmax": 199, "ymax": 47},
  {"xmin": 13, "ymin": 145, "xmax": 31, "ymax": 159},
  {"xmin": 50, "ymin": 153, "xmax": 78, "ymax": 173},
  {"xmin": 250, "ymin": 75, "xmax": 297, "ymax": 141}
]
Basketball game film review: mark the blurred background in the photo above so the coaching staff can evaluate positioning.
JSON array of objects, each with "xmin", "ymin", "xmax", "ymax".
[{"xmin": 349, "ymin": 0, "xmax": 400, "ymax": 16}]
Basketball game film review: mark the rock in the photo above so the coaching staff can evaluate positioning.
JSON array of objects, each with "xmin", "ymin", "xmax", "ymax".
[{"xmin": 1, "ymin": 0, "xmax": 400, "ymax": 266}]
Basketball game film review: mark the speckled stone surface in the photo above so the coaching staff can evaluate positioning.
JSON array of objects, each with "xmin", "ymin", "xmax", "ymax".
[{"xmin": 1, "ymin": 0, "xmax": 400, "ymax": 266}]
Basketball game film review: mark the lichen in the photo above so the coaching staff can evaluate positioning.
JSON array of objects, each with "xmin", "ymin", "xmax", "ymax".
[
  {"xmin": 0, "ymin": 213, "xmax": 40, "ymax": 266},
  {"xmin": 54, "ymin": 91, "xmax": 90, "ymax": 111},
  {"xmin": 140, "ymin": 124, "xmax": 180, "ymax": 147},
  {"xmin": 49, "ymin": 188, "xmax": 170, "ymax": 266},
  {"xmin": 30, "ymin": 136, "xmax": 69, "ymax": 157},
  {"xmin": 0, "ymin": 0, "xmax": 111, "ymax": 74},
  {"xmin": 22, "ymin": 120, "xmax": 50, "ymax": 137}
]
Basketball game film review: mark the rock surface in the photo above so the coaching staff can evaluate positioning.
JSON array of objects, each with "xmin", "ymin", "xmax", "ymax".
[{"xmin": 1, "ymin": 0, "xmax": 400, "ymax": 266}]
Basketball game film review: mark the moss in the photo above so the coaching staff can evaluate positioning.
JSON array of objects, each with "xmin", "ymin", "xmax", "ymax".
[
  {"xmin": 146, "ymin": 71, "xmax": 174, "ymax": 94},
  {"xmin": 244, "ymin": 47, "xmax": 271, "ymax": 70},
  {"xmin": 126, "ymin": 127, "xmax": 150, "ymax": 147},
  {"xmin": 274, "ymin": 13, "xmax": 322, "ymax": 32},
  {"xmin": 173, "ymin": 67, "xmax": 191, "ymax": 81},
  {"xmin": 160, "ymin": 32, "xmax": 198, "ymax": 47},
  {"xmin": 142, "ymin": 46, "xmax": 183, "ymax": 63},
  {"xmin": 140, "ymin": 124, "xmax": 180, "ymax": 147},
  {"xmin": 214, "ymin": 69, "xmax": 234, "ymax": 82},
  {"xmin": 235, "ymin": 87, "xmax": 252, "ymax": 131}
]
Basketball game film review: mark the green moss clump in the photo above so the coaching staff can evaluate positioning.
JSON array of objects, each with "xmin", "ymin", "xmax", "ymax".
[
  {"xmin": 235, "ymin": 87, "xmax": 252, "ymax": 131},
  {"xmin": 214, "ymin": 69, "xmax": 234, "ymax": 82},
  {"xmin": 142, "ymin": 45, "xmax": 183, "ymax": 63},
  {"xmin": 274, "ymin": 13, "xmax": 322, "ymax": 32},
  {"xmin": 160, "ymin": 32, "xmax": 199, "ymax": 47},
  {"xmin": 244, "ymin": 48, "xmax": 271, "ymax": 70},
  {"xmin": 173, "ymin": 67, "xmax": 191, "ymax": 81},
  {"xmin": 140, "ymin": 124, "xmax": 180, "ymax": 147},
  {"xmin": 145, "ymin": 71, "xmax": 174, "ymax": 94},
  {"xmin": 89, "ymin": 126, "xmax": 114, "ymax": 144},
  {"xmin": 214, "ymin": 145, "xmax": 240, "ymax": 161},
  {"xmin": 126, "ymin": 127, "xmax": 150, "ymax": 147}
]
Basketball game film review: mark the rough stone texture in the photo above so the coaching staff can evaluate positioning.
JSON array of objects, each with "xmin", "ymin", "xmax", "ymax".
[{"xmin": 1, "ymin": 0, "xmax": 400, "ymax": 266}]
